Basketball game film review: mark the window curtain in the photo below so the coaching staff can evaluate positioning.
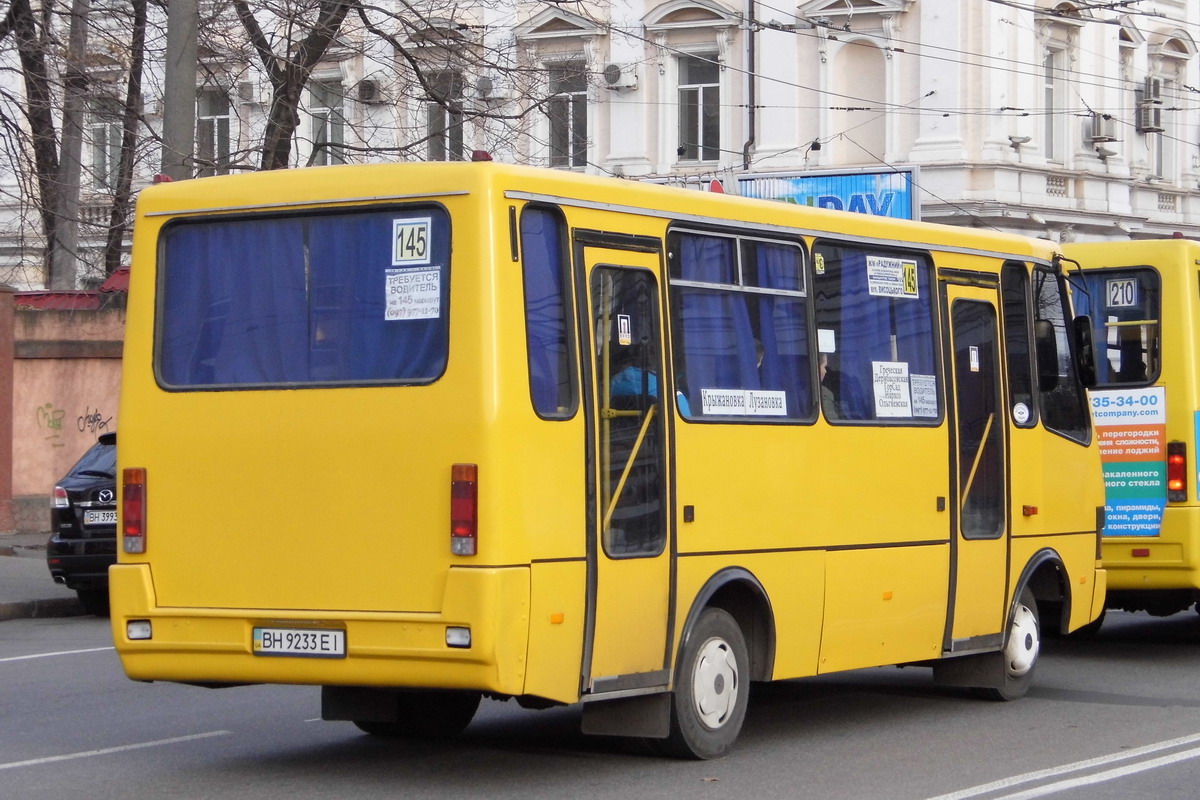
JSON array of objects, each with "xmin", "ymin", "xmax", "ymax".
[
  {"xmin": 676, "ymin": 235, "xmax": 758, "ymax": 406},
  {"xmin": 755, "ymin": 243, "xmax": 810, "ymax": 417},
  {"xmin": 160, "ymin": 209, "xmax": 449, "ymax": 387},
  {"xmin": 520, "ymin": 209, "xmax": 571, "ymax": 415}
]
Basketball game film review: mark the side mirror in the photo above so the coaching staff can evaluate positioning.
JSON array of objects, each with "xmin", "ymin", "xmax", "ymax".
[
  {"xmin": 1073, "ymin": 315, "xmax": 1097, "ymax": 388},
  {"xmin": 1034, "ymin": 319, "xmax": 1059, "ymax": 392}
]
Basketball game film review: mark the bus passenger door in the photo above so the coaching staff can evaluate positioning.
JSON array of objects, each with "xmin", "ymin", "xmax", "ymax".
[
  {"xmin": 581, "ymin": 249, "xmax": 672, "ymax": 697},
  {"xmin": 946, "ymin": 286, "xmax": 1009, "ymax": 648}
]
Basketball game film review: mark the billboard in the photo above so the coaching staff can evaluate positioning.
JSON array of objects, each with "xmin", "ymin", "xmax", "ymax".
[{"xmin": 736, "ymin": 168, "xmax": 920, "ymax": 221}]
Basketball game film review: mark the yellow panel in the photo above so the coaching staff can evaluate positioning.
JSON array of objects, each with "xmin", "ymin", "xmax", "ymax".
[
  {"xmin": 673, "ymin": 552, "xmax": 825, "ymax": 682},
  {"xmin": 820, "ymin": 546, "xmax": 948, "ymax": 673},
  {"xmin": 524, "ymin": 561, "xmax": 586, "ymax": 703}
]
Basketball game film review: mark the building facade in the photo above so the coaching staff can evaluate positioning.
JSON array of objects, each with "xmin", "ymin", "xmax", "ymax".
[{"xmin": 0, "ymin": 0, "xmax": 1197, "ymax": 291}]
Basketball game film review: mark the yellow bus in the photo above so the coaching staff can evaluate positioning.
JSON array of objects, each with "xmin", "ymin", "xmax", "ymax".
[
  {"xmin": 112, "ymin": 162, "xmax": 1105, "ymax": 758},
  {"xmin": 1066, "ymin": 238, "xmax": 1200, "ymax": 620}
]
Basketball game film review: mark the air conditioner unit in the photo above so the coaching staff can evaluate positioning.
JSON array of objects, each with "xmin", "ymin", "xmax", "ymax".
[
  {"xmin": 237, "ymin": 80, "xmax": 270, "ymax": 105},
  {"xmin": 475, "ymin": 75, "xmax": 514, "ymax": 102},
  {"xmin": 357, "ymin": 78, "xmax": 387, "ymax": 104},
  {"xmin": 1135, "ymin": 78, "xmax": 1165, "ymax": 134},
  {"xmin": 1089, "ymin": 113, "xmax": 1118, "ymax": 143},
  {"xmin": 601, "ymin": 63, "xmax": 638, "ymax": 91},
  {"xmin": 1144, "ymin": 75, "xmax": 1163, "ymax": 102}
]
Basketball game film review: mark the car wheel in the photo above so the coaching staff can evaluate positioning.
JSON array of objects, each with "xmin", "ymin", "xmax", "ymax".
[
  {"xmin": 77, "ymin": 588, "xmax": 109, "ymax": 617},
  {"xmin": 658, "ymin": 607, "xmax": 749, "ymax": 759},
  {"xmin": 352, "ymin": 690, "xmax": 481, "ymax": 738},
  {"xmin": 974, "ymin": 587, "xmax": 1039, "ymax": 701}
]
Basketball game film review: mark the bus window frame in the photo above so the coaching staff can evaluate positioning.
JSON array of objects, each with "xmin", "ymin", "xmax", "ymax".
[
  {"xmin": 665, "ymin": 225, "xmax": 817, "ymax": 426},
  {"xmin": 810, "ymin": 238, "xmax": 944, "ymax": 427},
  {"xmin": 153, "ymin": 202, "xmax": 454, "ymax": 392},
  {"xmin": 1032, "ymin": 266, "xmax": 1092, "ymax": 445},
  {"xmin": 518, "ymin": 203, "xmax": 580, "ymax": 421},
  {"xmin": 1068, "ymin": 264, "xmax": 1162, "ymax": 389}
]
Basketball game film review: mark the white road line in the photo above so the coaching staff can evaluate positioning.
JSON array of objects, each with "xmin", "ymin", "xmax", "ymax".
[
  {"xmin": 926, "ymin": 731, "xmax": 1200, "ymax": 800},
  {"xmin": 0, "ymin": 646, "xmax": 115, "ymax": 663},
  {"xmin": 0, "ymin": 731, "xmax": 232, "ymax": 771},
  {"xmin": 992, "ymin": 745, "xmax": 1200, "ymax": 800}
]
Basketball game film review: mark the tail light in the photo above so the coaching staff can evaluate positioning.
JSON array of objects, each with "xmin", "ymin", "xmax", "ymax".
[
  {"xmin": 1167, "ymin": 441, "xmax": 1188, "ymax": 503},
  {"xmin": 450, "ymin": 463, "xmax": 478, "ymax": 556},
  {"xmin": 123, "ymin": 468, "xmax": 147, "ymax": 554},
  {"xmin": 52, "ymin": 486, "xmax": 69, "ymax": 509}
]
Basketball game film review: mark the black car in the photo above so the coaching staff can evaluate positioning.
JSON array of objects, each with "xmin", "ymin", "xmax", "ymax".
[{"xmin": 47, "ymin": 432, "xmax": 117, "ymax": 615}]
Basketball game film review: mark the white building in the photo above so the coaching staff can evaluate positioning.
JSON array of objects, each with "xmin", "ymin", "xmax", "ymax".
[{"xmin": 1, "ymin": 0, "xmax": 1196, "ymax": 290}]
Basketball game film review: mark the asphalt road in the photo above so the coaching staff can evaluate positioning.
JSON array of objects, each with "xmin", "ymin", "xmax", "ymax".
[{"xmin": 4, "ymin": 611, "xmax": 1200, "ymax": 799}]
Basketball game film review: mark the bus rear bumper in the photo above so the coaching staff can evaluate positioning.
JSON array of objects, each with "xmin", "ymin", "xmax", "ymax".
[
  {"xmin": 109, "ymin": 563, "xmax": 531, "ymax": 695},
  {"xmin": 1103, "ymin": 506, "xmax": 1200, "ymax": 591}
]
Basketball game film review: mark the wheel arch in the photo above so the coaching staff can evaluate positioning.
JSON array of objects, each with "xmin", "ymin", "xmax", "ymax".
[
  {"xmin": 678, "ymin": 567, "xmax": 776, "ymax": 682},
  {"xmin": 1013, "ymin": 547, "xmax": 1072, "ymax": 636}
]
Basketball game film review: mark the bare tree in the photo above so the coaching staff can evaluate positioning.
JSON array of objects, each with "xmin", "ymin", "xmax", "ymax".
[{"xmin": 233, "ymin": 0, "xmax": 352, "ymax": 170}]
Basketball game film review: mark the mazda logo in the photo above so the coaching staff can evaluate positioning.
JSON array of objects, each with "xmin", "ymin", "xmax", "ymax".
[{"xmin": 98, "ymin": 489, "xmax": 114, "ymax": 503}]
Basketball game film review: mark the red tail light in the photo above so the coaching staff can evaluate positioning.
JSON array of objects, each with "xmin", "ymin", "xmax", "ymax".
[
  {"xmin": 123, "ymin": 468, "xmax": 147, "ymax": 554},
  {"xmin": 1168, "ymin": 442, "xmax": 1187, "ymax": 503},
  {"xmin": 451, "ymin": 463, "xmax": 478, "ymax": 556}
]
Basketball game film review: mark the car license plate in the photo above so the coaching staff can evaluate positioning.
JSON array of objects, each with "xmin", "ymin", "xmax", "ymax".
[
  {"xmin": 84, "ymin": 509, "xmax": 117, "ymax": 525},
  {"xmin": 252, "ymin": 627, "xmax": 345, "ymax": 658}
]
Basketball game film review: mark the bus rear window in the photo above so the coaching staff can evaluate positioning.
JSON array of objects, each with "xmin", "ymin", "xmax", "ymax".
[
  {"xmin": 157, "ymin": 207, "xmax": 451, "ymax": 388},
  {"xmin": 1072, "ymin": 267, "xmax": 1160, "ymax": 386}
]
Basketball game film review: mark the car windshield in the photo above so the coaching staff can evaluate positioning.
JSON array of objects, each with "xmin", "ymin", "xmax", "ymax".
[{"xmin": 70, "ymin": 440, "xmax": 116, "ymax": 478}]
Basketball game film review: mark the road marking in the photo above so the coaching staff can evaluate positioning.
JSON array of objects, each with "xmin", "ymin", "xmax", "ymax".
[
  {"xmin": 0, "ymin": 731, "xmax": 232, "ymax": 771},
  {"xmin": 0, "ymin": 646, "xmax": 114, "ymax": 663},
  {"xmin": 926, "ymin": 731, "xmax": 1200, "ymax": 800},
  {"xmin": 991, "ymin": 745, "xmax": 1200, "ymax": 799}
]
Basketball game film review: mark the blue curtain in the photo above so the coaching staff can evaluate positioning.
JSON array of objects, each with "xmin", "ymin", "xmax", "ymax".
[
  {"xmin": 675, "ymin": 235, "xmax": 758, "ymax": 410},
  {"xmin": 755, "ymin": 243, "xmax": 810, "ymax": 417},
  {"xmin": 159, "ymin": 208, "xmax": 450, "ymax": 387},
  {"xmin": 834, "ymin": 252, "xmax": 889, "ymax": 419},
  {"xmin": 520, "ymin": 208, "xmax": 571, "ymax": 415}
]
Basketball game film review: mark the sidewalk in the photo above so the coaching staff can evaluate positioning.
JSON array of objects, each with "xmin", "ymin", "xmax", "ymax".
[{"xmin": 0, "ymin": 531, "xmax": 85, "ymax": 621}]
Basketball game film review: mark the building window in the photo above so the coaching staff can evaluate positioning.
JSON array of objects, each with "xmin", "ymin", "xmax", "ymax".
[
  {"xmin": 1042, "ymin": 49, "xmax": 1067, "ymax": 163},
  {"xmin": 310, "ymin": 80, "xmax": 345, "ymax": 166},
  {"xmin": 427, "ymin": 71, "xmax": 464, "ymax": 162},
  {"xmin": 677, "ymin": 54, "xmax": 719, "ymax": 162},
  {"xmin": 196, "ymin": 89, "xmax": 231, "ymax": 177},
  {"xmin": 88, "ymin": 97, "xmax": 123, "ymax": 190},
  {"xmin": 548, "ymin": 63, "xmax": 587, "ymax": 168}
]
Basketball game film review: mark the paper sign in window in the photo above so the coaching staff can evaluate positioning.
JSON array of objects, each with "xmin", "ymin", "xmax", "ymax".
[
  {"xmin": 385, "ymin": 267, "xmax": 441, "ymax": 320},
  {"xmin": 873, "ymin": 361, "xmax": 913, "ymax": 417}
]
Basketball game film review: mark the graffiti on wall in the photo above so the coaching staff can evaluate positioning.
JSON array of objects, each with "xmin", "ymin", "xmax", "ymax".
[
  {"xmin": 35, "ymin": 403, "xmax": 114, "ymax": 448},
  {"xmin": 36, "ymin": 403, "xmax": 67, "ymax": 447},
  {"xmin": 78, "ymin": 406, "xmax": 113, "ymax": 434}
]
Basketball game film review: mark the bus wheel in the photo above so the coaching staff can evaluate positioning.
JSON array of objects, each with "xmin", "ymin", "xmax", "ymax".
[
  {"xmin": 975, "ymin": 587, "xmax": 1040, "ymax": 702},
  {"xmin": 352, "ymin": 690, "xmax": 482, "ymax": 738},
  {"xmin": 660, "ymin": 607, "xmax": 749, "ymax": 759}
]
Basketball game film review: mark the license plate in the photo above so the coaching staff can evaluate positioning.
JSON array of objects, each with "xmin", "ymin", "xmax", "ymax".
[
  {"xmin": 84, "ymin": 509, "xmax": 117, "ymax": 525},
  {"xmin": 253, "ymin": 627, "xmax": 346, "ymax": 658}
]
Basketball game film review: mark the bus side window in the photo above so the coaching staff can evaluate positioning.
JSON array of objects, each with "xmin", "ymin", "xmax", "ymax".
[
  {"xmin": 668, "ymin": 231, "xmax": 812, "ymax": 421},
  {"xmin": 812, "ymin": 243, "xmax": 939, "ymax": 424},
  {"xmin": 1032, "ymin": 269, "xmax": 1089, "ymax": 442},
  {"xmin": 1001, "ymin": 262, "xmax": 1038, "ymax": 428},
  {"xmin": 520, "ymin": 206, "xmax": 577, "ymax": 418}
]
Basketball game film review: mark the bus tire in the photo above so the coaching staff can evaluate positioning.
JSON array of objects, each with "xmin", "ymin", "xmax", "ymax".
[
  {"xmin": 974, "ymin": 587, "xmax": 1040, "ymax": 702},
  {"xmin": 660, "ymin": 607, "xmax": 749, "ymax": 759},
  {"xmin": 352, "ymin": 690, "xmax": 481, "ymax": 738}
]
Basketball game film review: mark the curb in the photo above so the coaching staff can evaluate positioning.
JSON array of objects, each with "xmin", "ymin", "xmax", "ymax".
[{"xmin": 0, "ymin": 597, "xmax": 85, "ymax": 622}]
